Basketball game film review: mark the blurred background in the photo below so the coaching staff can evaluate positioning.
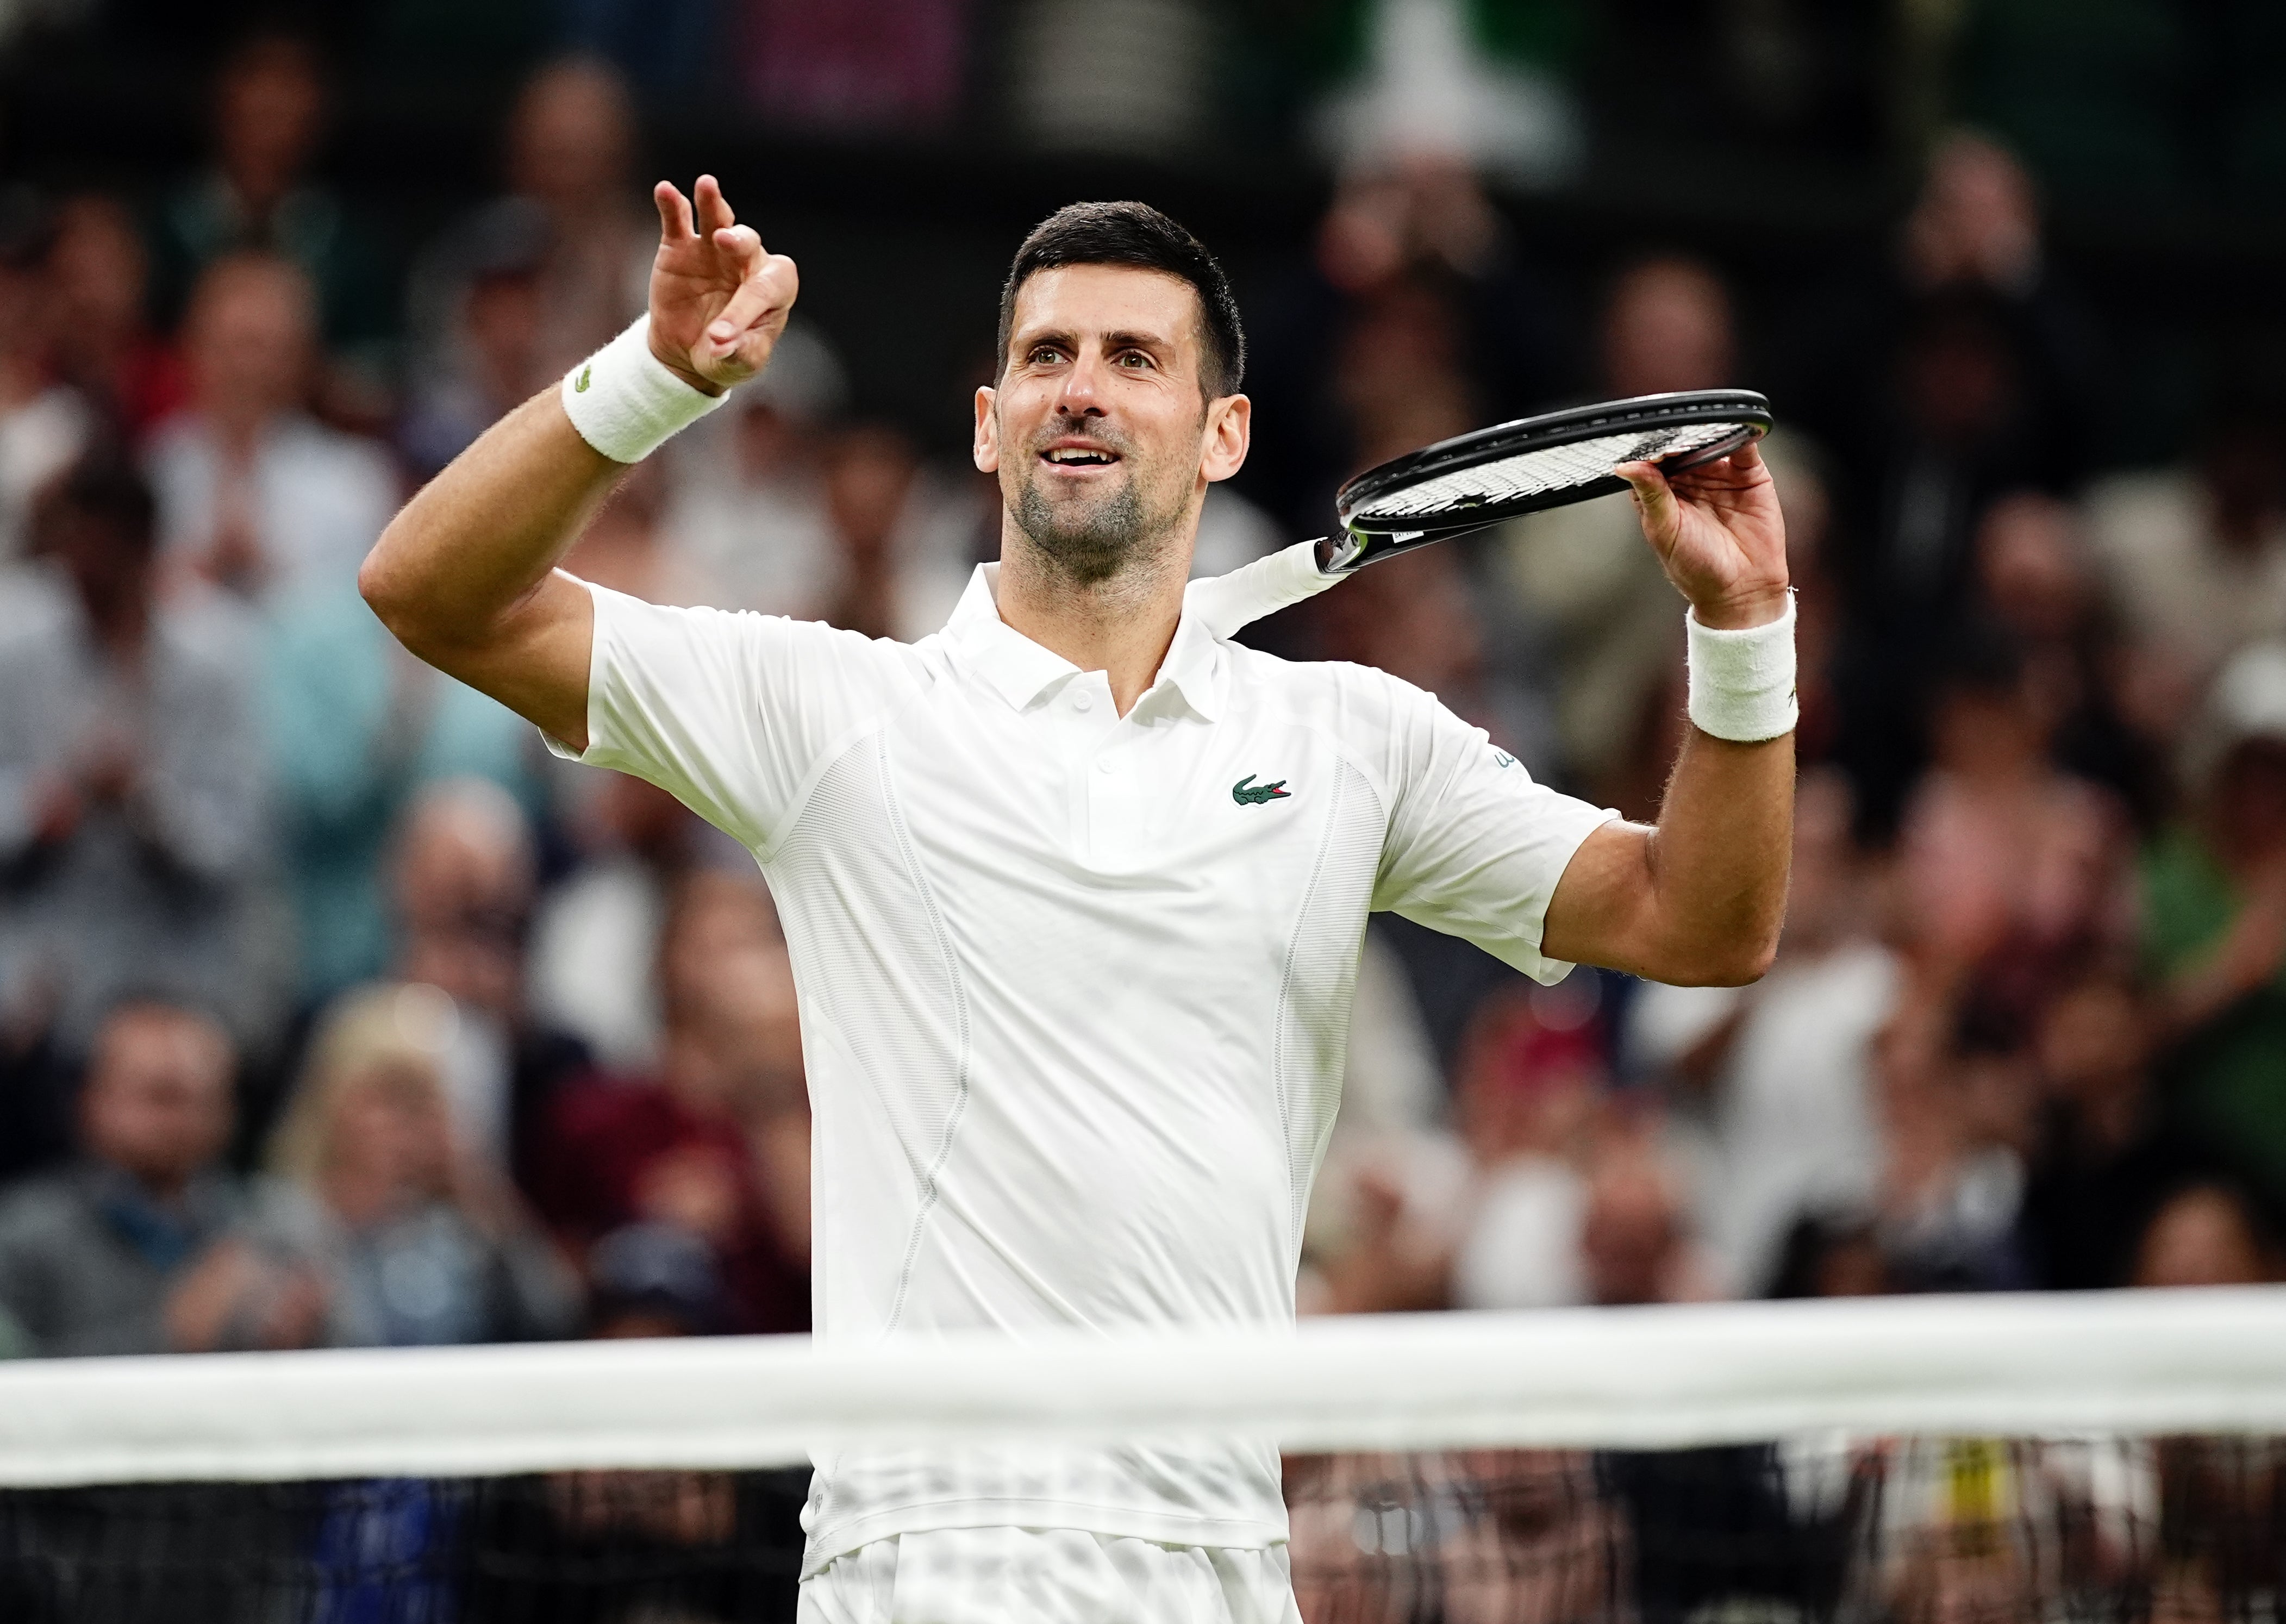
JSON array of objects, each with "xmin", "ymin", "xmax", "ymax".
[{"xmin": 1, "ymin": 0, "xmax": 2283, "ymax": 1361}]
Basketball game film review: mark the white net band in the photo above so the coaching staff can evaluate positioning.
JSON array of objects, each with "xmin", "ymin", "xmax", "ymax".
[{"xmin": 7, "ymin": 1289, "xmax": 2284, "ymax": 1489}]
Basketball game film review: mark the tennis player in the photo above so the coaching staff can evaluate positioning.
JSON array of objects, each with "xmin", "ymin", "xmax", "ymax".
[{"xmin": 361, "ymin": 176, "xmax": 1794, "ymax": 1622}]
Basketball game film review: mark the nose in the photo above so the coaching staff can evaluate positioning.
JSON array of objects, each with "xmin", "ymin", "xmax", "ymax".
[{"xmin": 1053, "ymin": 350, "xmax": 1109, "ymax": 419}]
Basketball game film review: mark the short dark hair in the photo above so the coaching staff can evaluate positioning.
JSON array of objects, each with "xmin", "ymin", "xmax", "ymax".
[{"xmin": 996, "ymin": 201, "xmax": 1245, "ymax": 399}]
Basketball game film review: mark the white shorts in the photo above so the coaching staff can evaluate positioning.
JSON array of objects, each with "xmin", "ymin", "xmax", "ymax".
[{"xmin": 797, "ymin": 1527, "xmax": 1303, "ymax": 1624}]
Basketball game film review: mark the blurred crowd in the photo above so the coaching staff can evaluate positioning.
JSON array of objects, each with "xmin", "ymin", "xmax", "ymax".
[{"xmin": 1, "ymin": 14, "xmax": 2283, "ymax": 1369}]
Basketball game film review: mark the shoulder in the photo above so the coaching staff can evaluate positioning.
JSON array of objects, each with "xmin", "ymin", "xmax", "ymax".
[
  {"xmin": 1221, "ymin": 641, "xmax": 1432, "ymax": 730},
  {"xmin": 597, "ymin": 588, "xmax": 934, "ymax": 690}
]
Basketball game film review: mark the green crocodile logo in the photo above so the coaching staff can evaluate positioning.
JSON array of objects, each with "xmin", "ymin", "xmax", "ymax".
[
  {"xmin": 1232, "ymin": 773, "xmax": 1291, "ymax": 806},
  {"xmin": 575, "ymin": 365, "xmax": 592, "ymax": 393}
]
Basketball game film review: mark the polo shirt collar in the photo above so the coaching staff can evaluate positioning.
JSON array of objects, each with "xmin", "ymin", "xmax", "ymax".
[{"xmin": 944, "ymin": 564, "xmax": 1224, "ymax": 722}]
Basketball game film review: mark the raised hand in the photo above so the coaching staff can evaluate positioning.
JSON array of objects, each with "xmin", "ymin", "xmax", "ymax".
[
  {"xmin": 646, "ymin": 174, "xmax": 799, "ymax": 396},
  {"xmin": 1617, "ymin": 439, "xmax": 1789, "ymax": 629}
]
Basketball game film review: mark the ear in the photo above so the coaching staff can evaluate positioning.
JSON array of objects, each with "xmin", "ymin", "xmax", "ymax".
[
  {"xmin": 1200, "ymin": 393, "xmax": 1251, "ymax": 484},
  {"xmin": 973, "ymin": 385, "xmax": 1000, "ymax": 473}
]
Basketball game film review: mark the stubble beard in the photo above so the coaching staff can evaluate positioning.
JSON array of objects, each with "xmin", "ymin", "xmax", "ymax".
[{"xmin": 1006, "ymin": 423, "xmax": 1188, "ymax": 588}]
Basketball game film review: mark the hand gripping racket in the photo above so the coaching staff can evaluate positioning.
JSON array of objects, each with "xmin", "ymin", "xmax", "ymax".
[{"xmin": 1314, "ymin": 389, "xmax": 1773, "ymax": 576}]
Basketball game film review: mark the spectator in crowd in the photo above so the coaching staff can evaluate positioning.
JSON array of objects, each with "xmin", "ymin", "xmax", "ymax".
[
  {"xmin": 0, "ymin": 1001, "xmax": 324, "ymax": 1355},
  {"xmin": 1502, "ymin": 254, "xmax": 1738, "ymax": 794},
  {"xmin": 2128, "ymin": 1181, "xmax": 2277, "ymax": 1289},
  {"xmin": 1972, "ymin": 490, "xmax": 2160, "ymax": 827},
  {"xmin": 1896, "ymin": 626, "xmax": 2132, "ymax": 1039},
  {"xmin": 2083, "ymin": 389, "xmax": 2286, "ymax": 726},
  {"xmin": 44, "ymin": 192, "xmax": 187, "ymax": 440},
  {"xmin": 528, "ymin": 771, "xmax": 730, "ymax": 1077},
  {"xmin": 2018, "ymin": 970, "xmax": 2202, "ymax": 1290},
  {"xmin": 2143, "ymin": 641, "xmax": 2286, "ymax": 1207},
  {"xmin": 1868, "ymin": 992, "xmax": 2032, "ymax": 1293},
  {"xmin": 0, "ymin": 454, "xmax": 279, "ymax": 1059},
  {"xmin": 531, "ymin": 871, "xmax": 809, "ymax": 1335},
  {"xmin": 1577, "ymin": 1133, "xmax": 1713, "ymax": 1306},
  {"xmin": 1244, "ymin": 155, "xmax": 1572, "ymax": 538},
  {"xmin": 1766, "ymin": 1213, "xmax": 1889, "ymax": 1298},
  {"xmin": 264, "ymin": 582, "xmax": 542, "ymax": 1011},
  {"xmin": 560, "ymin": 458, "xmax": 729, "ymax": 610},
  {"xmin": 146, "ymin": 30, "xmax": 393, "ymax": 410},
  {"xmin": 0, "ymin": 203, "xmax": 88, "ymax": 573},
  {"xmin": 384, "ymin": 779, "xmax": 589, "ymax": 1191},
  {"xmin": 397, "ymin": 212, "xmax": 550, "ymax": 482},
  {"xmin": 658, "ymin": 320, "xmax": 849, "ymax": 617},
  {"xmin": 258, "ymin": 981, "xmax": 578, "ymax": 1347},
  {"xmin": 1447, "ymin": 986, "xmax": 1607, "ymax": 1312},
  {"xmin": 1628, "ymin": 770, "xmax": 1901, "ymax": 1297},
  {"xmin": 586, "ymin": 1220, "xmax": 728, "ymax": 1339},
  {"xmin": 811, "ymin": 421, "xmax": 977, "ymax": 643},
  {"xmin": 407, "ymin": 57, "xmax": 650, "ymax": 398},
  {"xmin": 145, "ymin": 252, "xmax": 398, "ymax": 606}
]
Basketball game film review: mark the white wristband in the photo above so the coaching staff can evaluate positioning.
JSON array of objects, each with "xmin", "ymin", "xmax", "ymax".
[
  {"xmin": 1686, "ymin": 593, "xmax": 1798, "ymax": 742},
  {"xmin": 560, "ymin": 316, "xmax": 728, "ymax": 463}
]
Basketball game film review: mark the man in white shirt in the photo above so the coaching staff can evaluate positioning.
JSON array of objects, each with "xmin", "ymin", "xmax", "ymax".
[{"xmin": 360, "ymin": 176, "xmax": 1794, "ymax": 1622}]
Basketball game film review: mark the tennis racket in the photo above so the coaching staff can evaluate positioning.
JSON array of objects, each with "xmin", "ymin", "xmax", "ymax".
[{"xmin": 1315, "ymin": 389, "xmax": 1773, "ymax": 575}]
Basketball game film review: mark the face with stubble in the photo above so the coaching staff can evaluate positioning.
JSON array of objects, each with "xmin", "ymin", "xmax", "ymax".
[{"xmin": 975, "ymin": 264, "xmax": 1248, "ymax": 585}]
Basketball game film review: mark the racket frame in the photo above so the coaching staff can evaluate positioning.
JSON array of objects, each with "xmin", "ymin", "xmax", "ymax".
[{"xmin": 1315, "ymin": 389, "xmax": 1772, "ymax": 576}]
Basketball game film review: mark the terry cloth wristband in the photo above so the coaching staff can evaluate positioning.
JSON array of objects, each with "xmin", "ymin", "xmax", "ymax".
[
  {"xmin": 1686, "ymin": 592, "xmax": 1798, "ymax": 742},
  {"xmin": 560, "ymin": 315, "xmax": 729, "ymax": 463}
]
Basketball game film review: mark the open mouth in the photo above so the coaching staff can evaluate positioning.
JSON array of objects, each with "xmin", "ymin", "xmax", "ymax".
[{"xmin": 1039, "ymin": 446, "xmax": 1120, "ymax": 469}]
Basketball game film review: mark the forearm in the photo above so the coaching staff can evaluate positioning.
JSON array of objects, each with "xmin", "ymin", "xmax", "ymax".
[
  {"xmin": 1642, "ymin": 727, "xmax": 1794, "ymax": 982},
  {"xmin": 360, "ymin": 392, "xmax": 619, "ymax": 655},
  {"xmin": 1543, "ymin": 728, "xmax": 1793, "ymax": 988}
]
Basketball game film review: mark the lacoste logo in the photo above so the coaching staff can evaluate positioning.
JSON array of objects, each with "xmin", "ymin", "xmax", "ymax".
[
  {"xmin": 575, "ymin": 365, "xmax": 592, "ymax": 393},
  {"xmin": 1232, "ymin": 773, "xmax": 1290, "ymax": 806}
]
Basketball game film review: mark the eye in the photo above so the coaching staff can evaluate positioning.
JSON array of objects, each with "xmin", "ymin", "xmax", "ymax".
[
  {"xmin": 1116, "ymin": 350, "xmax": 1153, "ymax": 369},
  {"xmin": 1027, "ymin": 344, "xmax": 1065, "ymax": 366}
]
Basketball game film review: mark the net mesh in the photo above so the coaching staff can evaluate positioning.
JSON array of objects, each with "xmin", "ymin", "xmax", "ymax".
[
  {"xmin": 10, "ymin": 1441, "xmax": 2284, "ymax": 1622},
  {"xmin": 1347, "ymin": 422, "xmax": 1751, "ymax": 524},
  {"xmin": 5, "ymin": 1295, "xmax": 2284, "ymax": 1622}
]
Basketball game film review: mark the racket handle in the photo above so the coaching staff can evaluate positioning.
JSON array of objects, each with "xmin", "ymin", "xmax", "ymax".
[{"xmin": 1186, "ymin": 540, "xmax": 1345, "ymax": 638}]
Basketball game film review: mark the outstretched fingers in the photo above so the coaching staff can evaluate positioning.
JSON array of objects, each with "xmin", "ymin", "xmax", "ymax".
[
  {"xmin": 693, "ymin": 173, "xmax": 736, "ymax": 238},
  {"xmin": 653, "ymin": 180, "xmax": 696, "ymax": 243}
]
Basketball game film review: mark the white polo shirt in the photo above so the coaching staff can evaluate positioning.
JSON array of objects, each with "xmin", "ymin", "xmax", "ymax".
[{"xmin": 550, "ymin": 561, "xmax": 1615, "ymax": 1575}]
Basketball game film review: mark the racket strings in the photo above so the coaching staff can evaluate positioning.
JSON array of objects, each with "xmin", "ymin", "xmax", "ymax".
[{"xmin": 1351, "ymin": 421, "xmax": 1746, "ymax": 522}]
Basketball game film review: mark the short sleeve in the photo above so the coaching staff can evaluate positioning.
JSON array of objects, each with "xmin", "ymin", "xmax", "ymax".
[
  {"xmin": 544, "ymin": 581, "xmax": 908, "ymax": 852},
  {"xmin": 1372, "ymin": 686, "xmax": 1619, "ymax": 985}
]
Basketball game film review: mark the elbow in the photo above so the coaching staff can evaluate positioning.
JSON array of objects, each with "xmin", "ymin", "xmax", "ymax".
[
  {"xmin": 1707, "ymin": 938, "xmax": 1779, "ymax": 988},
  {"xmin": 358, "ymin": 538, "xmax": 408, "ymax": 638},
  {"xmin": 1652, "ymin": 932, "xmax": 1778, "ymax": 989},
  {"xmin": 359, "ymin": 527, "xmax": 433, "ymax": 653}
]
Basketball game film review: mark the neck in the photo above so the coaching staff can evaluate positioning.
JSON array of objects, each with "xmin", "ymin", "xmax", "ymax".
[{"xmin": 994, "ymin": 517, "xmax": 1191, "ymax": 716}]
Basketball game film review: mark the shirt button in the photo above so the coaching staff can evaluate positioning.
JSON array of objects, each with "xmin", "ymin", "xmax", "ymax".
[
  {"xmin": 1095, "ymin": 758, "xmax": 1114, "ymax": 773},
  {"xmin": 1071, "ymin": 691, "xmax": 1094, "ymax": 713}
]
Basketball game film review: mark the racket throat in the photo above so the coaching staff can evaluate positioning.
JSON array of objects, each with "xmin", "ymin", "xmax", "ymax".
[{"xmin": 1313, "ymin": 528, "xmax": 1460, "ymax": 576}]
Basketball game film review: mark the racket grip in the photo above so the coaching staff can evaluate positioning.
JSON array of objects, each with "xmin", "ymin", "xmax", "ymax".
[{"xmin": 1185, "ymin": 540, "xmax": 1345, "ymax": 639}]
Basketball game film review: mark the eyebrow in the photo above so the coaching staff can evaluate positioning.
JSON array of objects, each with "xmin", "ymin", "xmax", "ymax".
[{"xmin": 1012, "ymin": 326, "xmax": 1178, "ymax": 358}]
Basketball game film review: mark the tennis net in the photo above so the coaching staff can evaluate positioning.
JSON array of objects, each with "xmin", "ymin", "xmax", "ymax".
[{"xmin": 4, "ymin": 1289, "xmax": 2284, "ymax": 1622}]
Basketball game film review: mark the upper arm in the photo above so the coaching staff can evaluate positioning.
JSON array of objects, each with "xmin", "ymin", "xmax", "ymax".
[
  {"xmin": 1539, "ymin": 819, "xmax": 1669, "ymax": 979},
  {"xmin": 1372, "ymin": 683, "xmax": 1617, "ymax": 985},
  {"xmin": 547, "ymin": 582, "xmax": 901, "ymax": 851},
  {"xmin": 401, "ymin": 567, "xmax": 597, "ymax": 753}
]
